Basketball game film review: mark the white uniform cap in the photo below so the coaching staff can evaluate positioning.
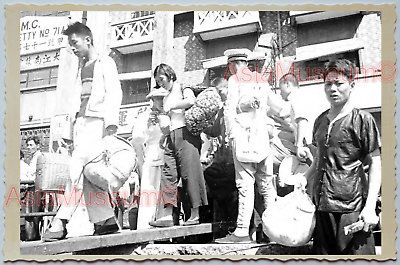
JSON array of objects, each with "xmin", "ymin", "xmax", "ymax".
[
  {"xmin": 224, "ymin": 48, "xmax": 251, "ymax": 62},
  {"xmin": 247, "ymin": 52, "xmax": 267, "ymax": 62}
]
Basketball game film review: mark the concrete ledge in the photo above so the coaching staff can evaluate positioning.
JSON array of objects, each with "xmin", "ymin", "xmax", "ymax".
[
  {"xmin": 74, "ymin": 242, "xmax": 314, "ymax": 256},
  {"xmin": 21, "ymin": 223, "xmax": 228, "ymax": 255}
]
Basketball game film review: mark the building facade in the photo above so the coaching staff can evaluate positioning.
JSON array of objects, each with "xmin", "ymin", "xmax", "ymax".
[
  {"xmin": 20, "ymin": 10, "xmax": 382, "ymax": 161},
  {"xmin": 20, "ymin": 11, "xmax": 72, "ymax": 161}
]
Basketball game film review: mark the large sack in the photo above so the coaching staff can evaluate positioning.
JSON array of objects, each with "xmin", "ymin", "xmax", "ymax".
[
  {"xmin": 185, "ymin": 87, "xmax": 222, "ymax": 136},
  {"xmin": 82, "ymin": 135, "xmax": 137, "ymax": 191},
  {"xmin": 233, "ymin": 110, "xmax": 270, "ymax": 163},
  {"xmin": 262, "ymin": 179, "xmax": 316, "ymax": 247}
]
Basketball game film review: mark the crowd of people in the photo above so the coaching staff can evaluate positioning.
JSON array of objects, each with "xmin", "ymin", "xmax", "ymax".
[{"xmin": 20, "ymin": 21, "xmax": 381, "ymax": 255}]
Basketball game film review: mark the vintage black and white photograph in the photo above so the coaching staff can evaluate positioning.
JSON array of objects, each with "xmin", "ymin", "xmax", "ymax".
[{"xmin": 5, "ymin": 6, "xmax": 395, "ymax": 259}]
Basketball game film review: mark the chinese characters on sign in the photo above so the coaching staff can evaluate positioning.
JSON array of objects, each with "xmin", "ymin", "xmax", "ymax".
[
  {"xmin": 20, "ymin": 16, "xmax": 69, "ymax": 55},
  {"xmin": 118, "ymin": 105, "xmax": 149, "ymax": 134},
  {"xmin": 20, "ymin": 50, "xmax": 60, "ymax": 70}
]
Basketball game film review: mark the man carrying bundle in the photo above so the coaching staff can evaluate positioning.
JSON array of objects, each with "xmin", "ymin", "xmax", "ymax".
[{"xmin": 43, "ymin": 21, "xmax": 127, "ymax": 241}]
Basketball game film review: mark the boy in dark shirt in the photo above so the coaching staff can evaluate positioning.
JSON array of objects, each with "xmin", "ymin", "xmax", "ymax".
[{"xmin": 305, "ymin": 59, "xmax": 381, "ymax": 255}]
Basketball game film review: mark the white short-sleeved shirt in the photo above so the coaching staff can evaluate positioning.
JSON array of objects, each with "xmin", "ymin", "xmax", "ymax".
[
  {"xmin": 20, "ymin": 160, "xmax": 30, "ymax": 182},
  {"xmin": 163, "ymin": 82, "xmax": 190, "ymax": 131},
  {"xmin": 27, "ymin": 150, "xmax": 41, "ymax": 182}
]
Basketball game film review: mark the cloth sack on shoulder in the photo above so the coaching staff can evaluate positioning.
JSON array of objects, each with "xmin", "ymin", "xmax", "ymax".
[
  {"xmin": 262, "ymin": 177, "xmax": 316, "ymax": 247},
  {"xmin": 232, "ymin": 83, "xmax": 271, "ymax": 163},
  {"xmin": 233, "ymin": 110, "xmax": 270, "ymax": 163},
  {"xmin": 83, "ymin": 135, "xmax": 137, "ymax": 192}
]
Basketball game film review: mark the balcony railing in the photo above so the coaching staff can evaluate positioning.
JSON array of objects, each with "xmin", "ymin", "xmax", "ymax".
[
  {"xmin": 290, "ymin": 11, "xmax": 361, "ymax": 24},
  {"xmin": 110, "ymin": 15, "xmax": 155, "ymax": 53},
  {"xmin": 194, "ymin": 11, "xmax": 261, "ymax": 40}
]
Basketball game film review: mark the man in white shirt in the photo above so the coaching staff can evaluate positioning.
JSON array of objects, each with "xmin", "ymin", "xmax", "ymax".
[
  {"xmin": 20, "ymin": 150, "xmax": 30, "ymax": 182},
  {"xmin": 25, "ymin": 136, "xmax": 42, "ymax": 182},
  {"xmin": 43, "ymin": 22, "xmax": 123, "ymax": 241},
  {"xmin": 22, "ymin": 137, "xmax": 42, "ymax": 241},
  {"xmin": 215, "ymin": 49, "xmax": 276, "ymax": 243}
]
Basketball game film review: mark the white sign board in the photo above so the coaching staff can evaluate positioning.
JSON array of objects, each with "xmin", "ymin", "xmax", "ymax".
[
  {"xmin": 49, "ymin": 114, "xmax": 73, "ymax": 154},
  {"xmin": 20, "ymin": 16, "xmax": 69, "ymax": 55},
  {"xmin": 118, "ymin": 105, "xmax": 150, "ymax": 134},
  {"xmin": 20, "ymin": 50, "xmax": 61, "ymax": 70}
]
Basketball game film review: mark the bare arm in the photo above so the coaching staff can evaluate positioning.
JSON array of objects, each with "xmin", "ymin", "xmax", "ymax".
[
  {"xmin": 267, "ymin": 88, "xmax": 289, "ymax": 115},
  {"xmin": 359, "ymin": 148, "xmax": 381, "ymax": 231},
  {"xmin": 289, "ymin": 91, "xmax": 312, "ymax": 161},
  {"xmin": 296, "ymin": 118, "xmax": 313, "ymax": 162},
  {"xmin": 164, "ymin": 86, "xmax": 195, "ymax": 112}
]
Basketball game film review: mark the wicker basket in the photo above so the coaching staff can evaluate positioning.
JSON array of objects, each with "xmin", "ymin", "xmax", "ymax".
[
  {"xmin": 185, "ymin": 87, "xmax": 222, "ymax": 136},
  {"xmin": 35, "ymin": 153, "xmax": 71, "ymax": 191}
]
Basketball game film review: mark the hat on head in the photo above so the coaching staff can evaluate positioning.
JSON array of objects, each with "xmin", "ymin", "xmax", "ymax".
[
  {"xmin": 247, "ymin": 52, "xmax": 267, "ymax": 62},
  {"xmin": 224, "ymin": 48, "xmax": 251, "ymax": 63},
  {"xmin": 146, "ymin": 87, "xmax": 169, "ymax": 99}
]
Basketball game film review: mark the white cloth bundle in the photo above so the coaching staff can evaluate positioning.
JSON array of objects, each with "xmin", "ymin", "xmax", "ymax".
[{"xmin": 262, "ymin": 176, "xmax": 316, "ymax": 247}]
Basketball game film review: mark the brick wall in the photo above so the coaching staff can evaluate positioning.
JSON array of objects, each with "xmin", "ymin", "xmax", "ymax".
[
  {"xmin": 172, "ymin": 11, "xmax": 293, "ymax": 87},
  {"xmin": 109, "ymin": 11, "xmax": 289, "ymax": 88},
  {"xmin": 259, "ymin": 11, "xmax": 297, "ymax": 57},
  {"xmin": 173, "ymin": 15, "xmax": 207, "ymax": 87},
  {"xmin": 356, "ymin": 13, "xmax": 381, "ymax": 69}
]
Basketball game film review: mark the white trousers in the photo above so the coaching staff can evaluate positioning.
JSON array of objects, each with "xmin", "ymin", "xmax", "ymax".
[
  {"xmin": 232, "ymin": 146, "xmax": 276, "ymax": 231},
  {"xmin": 56, "ymin": 117, "xmax": 107, "ymax": 223},
  {"xmin": 136, "ymin": 163, "xmax": 162, "ymax": 229}
]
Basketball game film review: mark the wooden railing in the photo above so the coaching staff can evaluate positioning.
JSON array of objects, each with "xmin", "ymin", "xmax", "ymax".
[
  {"xmin": 110, "ymin": 16, "xmax": 155, "ymax": 48},
  {"xmin": 194, "ymin": 11, "xmax": 260, "ymax": 32}
]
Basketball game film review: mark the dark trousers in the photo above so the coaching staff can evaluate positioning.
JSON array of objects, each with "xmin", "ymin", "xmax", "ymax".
[
  {"xmin": 161, "ymin": 127, "xmax": 208, "ymax": 208},
  {"xmin": 313, "ymin": 211, "xmax": 376, "ymax": 255},
  {"xmin": 204, "ymin": 162, "xmax": 238, "ymax": 222}
]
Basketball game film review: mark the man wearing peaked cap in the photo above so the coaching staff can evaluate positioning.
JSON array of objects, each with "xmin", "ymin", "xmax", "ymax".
[
  {"xmin": 247, "ymin": 51, "xmax": 267, "ymax": 74},
  {"xmin": 215, "ymin": 49, "xmax": 277, "ymax": 243},
  {"xmin": 247, "ymin": 51, "xmax": 266, "ymax": 62},
  {"xmin": 224, "ymin": 48, "xmax": 251, "ymax": 62}
]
